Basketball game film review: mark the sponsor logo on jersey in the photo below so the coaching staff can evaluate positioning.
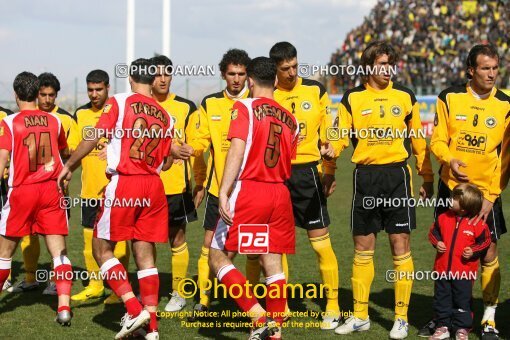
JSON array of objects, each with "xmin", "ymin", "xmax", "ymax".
[
  {"xmin": 463, "ymin": 230, "xmax": 474, "ymax": 237},
  {"xmin": 231, "ymin": 109, "xmax": 238, "ymax": 120},
  {"xmin": 301, "ymin": 101, "xmax": 312, "ymax": 111},
  {"xmin": 238, "ymin": 224, "xmax": 269, "ymax": 254},
  {"xmin": 456, "ymin": 130, "xmax": 487, "ymax": 154},
  {"xmin": 485, "ymin": 116, "xmax": 497, "ymax": 128},
  {"xmin": 391, "ymin": 105, "xmax": 402, "ymax": 117}
]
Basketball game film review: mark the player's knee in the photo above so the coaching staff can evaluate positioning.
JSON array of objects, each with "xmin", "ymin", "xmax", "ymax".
[
  {"xmin": 389, "ymin": 233, "xmax": 410, "ymax": 255},
  {"xmin": 170, "ymin": 227, "xmax": 186, "ymax": 247}
]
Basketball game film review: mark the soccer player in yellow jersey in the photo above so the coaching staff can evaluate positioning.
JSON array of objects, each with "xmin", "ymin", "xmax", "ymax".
[
  {"xmin": 150, "ymin": 55, "xmax": 205, "ymax": 313},
  {"xmin": 178, "ymin": 49, "xmax": 250, "ymax": 318},
  {"xmin": 334, "ymin": 41, "xmax": 434, "ymax": 339},
  {"xmin": 11, "ymin": 72, "xmax": 78, "ymax": 295},
  {"xmin": 423, "ymin": 44, "xmax": 510, "ymax": 340},
  {"xmin": 68, "ymin": 70, "xmax": 130, "ymax": 304},
  {"xmin": 0, "ymin": 106, "xmax": 12, "ymax": 292},
  {"xmin": 268, "ymin": 42, "xmax": 341, "ymax": 330}
]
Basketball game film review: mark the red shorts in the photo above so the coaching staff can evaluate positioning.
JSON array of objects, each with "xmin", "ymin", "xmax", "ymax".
[
  {"xmin": 94, "ymin": 174, "xmax": 168, "ymax": 243},
  {"xmin": 211, "ymin": 180, "xmax": 295, "ymax": 254},
  {"xmin": 0, "ymin": 180, "xmax": 68, "ymax": 237}
]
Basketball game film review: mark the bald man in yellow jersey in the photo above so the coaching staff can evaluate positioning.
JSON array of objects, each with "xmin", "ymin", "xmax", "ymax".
[
  {"xmin": 68, "ymin": 70, "xmax": 130, "ymax": 304},
  {"xmin": 150, "ymin": 55, "xmax": 206, "ymax": 313},
  {"xmin": 420, "ymin": 44, "xmax": 510, "ymax": 340},
  {"xmin": 11, "ymin": 72, "xmax": 78, "ymax": 295},
  {"xmin": 175, "ymin": 49, "xmax": 251, "ymax": 318},
  {"xmin": 267, "ymin": 42, "xmax": 340, "ymax": 330},
  {"xmin": 334, "ymin": 41, "xmax": 434, "ymax": 339}
]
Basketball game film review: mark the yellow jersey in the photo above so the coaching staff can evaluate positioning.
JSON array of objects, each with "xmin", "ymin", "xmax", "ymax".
[
  {"xmin": 157, "ymin": 93, "xmax": 205, "ymax": 195},
  {"xmin": 46, "ymin": 105, "xmax": 77, "ymax": 143},
  {"xmin": 274, "ymin": 77, "xmax": 337, "ymax": 174},
  {"xmin": 68, "ymin": 102, "xmax": 109, "ymax": 199},
  {"xmin": 189, "ymin": 89, "xmax": 249, "ymax": 197},
  {"xmin": 338, "ymin": 81, "xmax": 433, "ymax": 181},
  {"xmin": 431, "ymin": 84, "xmax": 510, "ymax": 201}
]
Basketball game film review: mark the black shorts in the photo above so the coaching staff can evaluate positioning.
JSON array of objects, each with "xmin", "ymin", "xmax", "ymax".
[
  {"xmin": 202, "ymin": 193, "xmax": 219, "ymax": 231},
  {"xmin": 81, "ymin": 199, "xmax": 100, "ymax": 228},
  {"xmin": 435, "ymin": 180, "xmax": 506, "ymax": 242},
  {"xmin": 167, "ymin": 192, "xmax": 198, "ymax": 227},
  {"xmin": 286, "ymin": 162, "xmax": 330, "ymax": 230},
  {"xmin": 351, "ymin": 162, "xmax": 416, "ymax": 235}
]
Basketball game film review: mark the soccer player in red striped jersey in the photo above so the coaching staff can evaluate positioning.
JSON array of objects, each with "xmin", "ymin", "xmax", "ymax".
[
  {"xmin": 58, "ymin": 58, "xmax": 174, "ymax": 339},
  {"xmin": 209, "ymin": 57, "xmax": 299, "ymax": 340},
  {"xmin": 0, "ymin": 72, "xmax": 73, "ymax": 325}
]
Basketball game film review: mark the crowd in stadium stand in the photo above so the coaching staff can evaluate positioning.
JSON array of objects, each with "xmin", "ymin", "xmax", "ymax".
[{"xmin": 329, "ymin": 0, "xmax": 510, "ymax": 94}]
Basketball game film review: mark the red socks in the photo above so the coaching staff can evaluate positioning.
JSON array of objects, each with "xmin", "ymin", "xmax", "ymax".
[
  {"xmin": 100, "ymin": 257, "xmax": 133, "ymax": 297},
  {"xmin": 125, "ymin": 297, "xmax": 143, "ymax": 317},
  {"xmin": 53, "ymin": 256, "xmax": 72, "ymax": 296},
  {"xmin": 0, "ymin": 257, "xmax": 12, "ymax": 289},
  {"xmin": 265, "ymin": 273, "xmax": 286, "ymax": 326},
  {"xmin": 138, "ymin": 268, "xmax": 159, "ymax": 332},
  {"xmin": 217, "ymin": 264, "xmax": 258, "ymax": 312}
]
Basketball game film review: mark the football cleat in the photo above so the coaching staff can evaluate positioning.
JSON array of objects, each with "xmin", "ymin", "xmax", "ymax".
[
  {"xmin": 55, "ymin": 309, "xmax": 73, "ymax": 326},
  {"xmin": 10, "ymin": 279, "xmax": 40, "ymax": 293},
  {"xmin": 334, "ymin": 316, "xmax": 370, "ymax": 335},
  {"xmin": 320, "ymin": 311, "xmax": 341, "ymax": 330},
  {"xmin": 115, "ymin": 310, "xmax": 150, "ymax": 339},
  {"xmin": 389, "ymin": 318, "xmax": 409, "ymax": 339},
  {"xmin": 187, "ymin": 303, "xmax": 208, "ymax": 322},
  {"xmin": 71, "ymin": 285, "xmax": 105, "ymax": 301},
  {"xmin": 164, "ymin": 291, "xmax": 186, "ymax": 312},
  {"xmin": 249, "ymin": 318, "xmax": 278, "ymax": 340}
]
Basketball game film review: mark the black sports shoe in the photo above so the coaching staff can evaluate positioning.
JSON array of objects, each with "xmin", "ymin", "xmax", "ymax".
[
  {"xmin": 249, "ymin": 318, "xmax": 278, "ymax": 340},
  {"xmin": 417, "ymin": 319, "xmax": 436, "ymax": 337},
  {"xmin": 481, "ymin": 322, "xmax": 499, "ymax": 339},
  {"xmin": 187, "ymin": 303, "xmax": 208, "ymax": 322}
]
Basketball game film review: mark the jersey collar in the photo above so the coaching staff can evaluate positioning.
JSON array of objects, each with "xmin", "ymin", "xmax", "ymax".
[
  {"xmin": 466, "ymin": 82, "xmax": 496, "ymax": 100},
  {"xmin": 224, "ymin": 86, "xmax": 248, "ymax": 100},
  {"xmin": 364, "ymin": 80, "xmax": 393, "ymax": 93},
  {"xmin": 276, "ymin": 77, "xmax": 302, "ymax": 92}
]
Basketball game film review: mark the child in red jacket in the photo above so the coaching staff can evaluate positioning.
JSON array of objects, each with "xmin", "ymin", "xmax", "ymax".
[{"xmin": 428, "ymin": 183, "xmax": 491, "ymax": 340}]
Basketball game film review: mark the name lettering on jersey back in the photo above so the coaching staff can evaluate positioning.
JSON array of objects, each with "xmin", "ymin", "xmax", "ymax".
[
  {"xmin": 25, "ymin": 115, "xmax": 48, "ymax": 128},
  {"xmin": 253, "ymin": 104, "xmax": 297, "ymax": 132},
  {"xmin": 130, "ymin": 102, "xmax": 168, "ymax": 126}
]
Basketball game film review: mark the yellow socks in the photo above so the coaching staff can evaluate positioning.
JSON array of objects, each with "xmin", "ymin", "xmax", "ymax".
[
  {"xmin": 21, "ymin": 235, "xmax": 40, "ymax": 283},
  {"xmin": 352, "ymin": 250, "xmax": 374, "ymax": 320},
  {"xmin": 246, "ymin": 255, "xmax": 261, "ymax": 285},
  {"xmin": 82, "ymin": 228, "xmax": 103, "ymax": 289},
  {"xmin": 393, "ymin": 252, "xmax": 414, "ymax": 322},
  {"xmin": 171, "ymin": 242, "xmax": 189, "ymax": 296},
  {"xmin": 309, "ymin": 233, "xmax": 339, "ymax": 314},
  {"xmin": 282, "ymin": 254, "xmax": 289, "ymax": 283},
  {"xmin": 481, "ymin": 257, "xmax": 500, "ymax": 325},
  {"xmin": 198, "ymin": 246, "xmax": 210, "ymax": 306}
]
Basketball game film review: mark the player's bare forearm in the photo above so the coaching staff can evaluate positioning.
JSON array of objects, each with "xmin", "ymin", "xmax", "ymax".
[
  {"xmin": 65, "ymin": 138, "xmax": 100, "ymax": 172},
  {"xmin": 219, "ymin": 138, "xmax": 246, "ymax": 197},
  {"xmin": 0, "ymin": 149, "xmax": 10, "ymax": 181},
  {"xmin": 162, "ymin": 156, "xmax": 174, "ymax": 171}
]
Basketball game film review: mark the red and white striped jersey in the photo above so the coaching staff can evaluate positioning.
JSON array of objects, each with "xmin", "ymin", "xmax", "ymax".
[
  {"xmin": 228, "ymin": 98, "xmax": 299, "ymax": 183},
  {"xmin": 96, "ymin": 92, "xmax": 173, "ymax": 176},
  {"xmin": 0, "ymin": 109, "xmax": 67, "ymax": 187}
]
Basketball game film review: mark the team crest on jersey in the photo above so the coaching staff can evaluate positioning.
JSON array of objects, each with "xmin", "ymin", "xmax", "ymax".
[
  {"xmin": 231, "ymin": 109, "xmax": 238, "ymax": 120},
  {"xmin": 391, "ymin": 105, "xmax": 402, "ymax": 117},
  {"xmin": 361, "ymin": 109, "xmax": 372, "ymax": 116},
  {"xmin": 485, "ymin": 116, "xmax": 497, "ymax": 128},
  {"xmin": 301, "ymin": 101, "xmax": 312, "ymax": 111},
  {"xmin": 170, "ymin": 115, "xmax": 177, "ymax": 125},
  {"xmin": 103, "ymin": 104, "xmax": 112, "ymax": 113}
]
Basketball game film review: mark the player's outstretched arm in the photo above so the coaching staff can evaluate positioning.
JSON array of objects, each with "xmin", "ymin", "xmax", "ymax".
[
  {"xmin": 57, "ymin": 136, "xmax": 101, "ymax": 193},
  {"xmin": 218, "ymin": 137, "xmax": 246, "ymax": 226}
]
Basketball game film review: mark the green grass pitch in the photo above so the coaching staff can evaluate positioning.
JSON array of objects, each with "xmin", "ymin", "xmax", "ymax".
[{"xmin": 0, "ymin": 152, "xmax": 508, "ymax": 339}]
